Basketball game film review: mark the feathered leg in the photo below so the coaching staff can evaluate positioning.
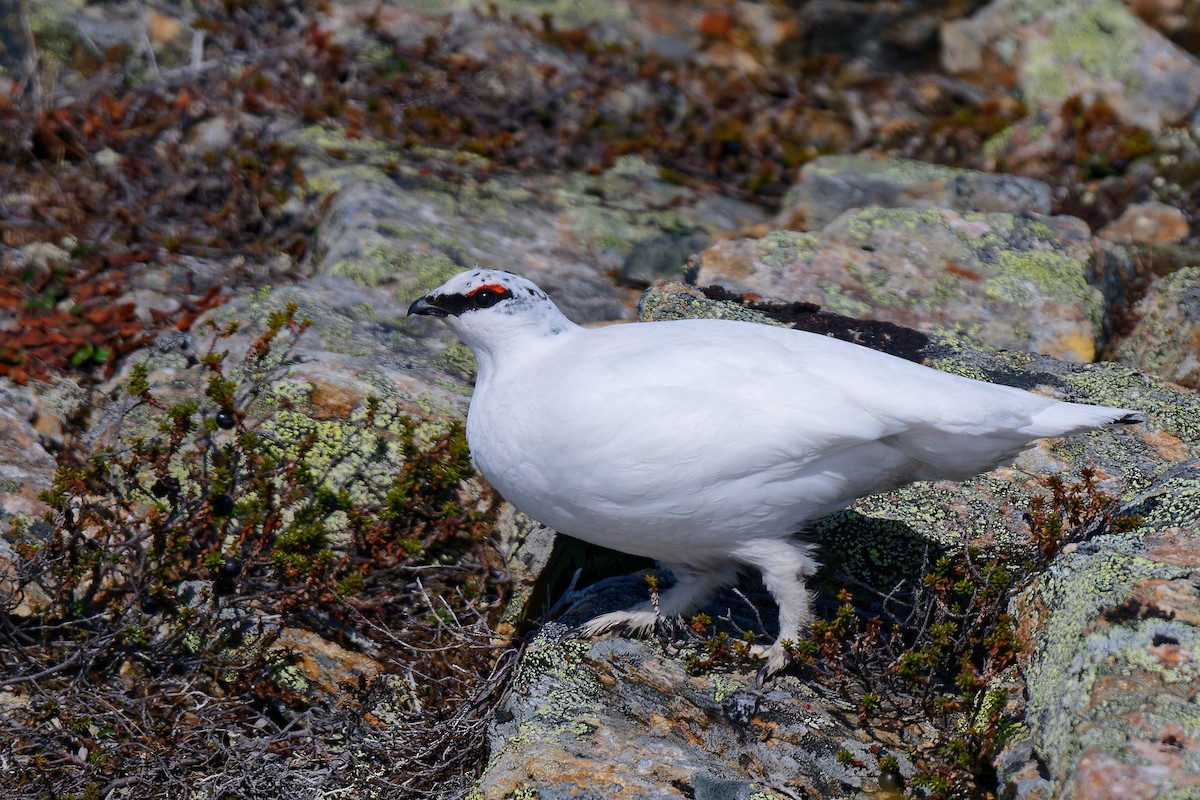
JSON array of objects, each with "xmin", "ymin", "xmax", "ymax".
[
  {"xmin": 730, "ymin": 538, "xmax": 820, "ymax": 674},
  {"xmin": 576, "ymin": 563, "xmax": 740, "ymax": 639}
]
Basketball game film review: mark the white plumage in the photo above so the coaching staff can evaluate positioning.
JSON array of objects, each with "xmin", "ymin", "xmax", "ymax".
[{"xmin": 409, "ymin": 269, "xmax": 1142, "ymax": 672}]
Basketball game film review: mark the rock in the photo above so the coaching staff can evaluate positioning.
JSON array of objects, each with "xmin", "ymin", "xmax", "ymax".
[
  {"xmin": 270, "ymin": 627, "xmax": 385, "ymax": 699},
  {"xmin": 0, "ymin": 380, "xmax": 56, "ymax": 519},
  {"xmin": 0, "ymin": 379, "xmax": 58, "ymax": 618},
  {"xmin": 1098, "ymin": 201, "xmax": 1191, "ymax": 244},
  {"xmin": 475, "ymin": 621, "xmax": 918, "ymax": 800},
  {"xmin": 182, "ymin": 115, "xmax": 237, "ymax": 158},
  {"xmin": 477, "ymin": 282, "xmax": 1200, "ymax": 798},
  {"xmin": 24, "ymin": 0, "xmax": 196, "ymax": 83},
  {"xmin": 998, "ymin": 460, "xmax": 1200, "ymax": 799},
  {"xmin": 941, "ymin": 0, "xmax": 1200, "ymax": 130},
  {"xmin": 1113, "ymin": 266, "xmax": 1200, "ymax": 390},
  {"xmin": 690, "ymin": 209, "xmax": 1108, "ymax": 361},
  {"xmin": 773, "ymin": 0, "xmax": 945, "ymax": 76},
  {"xmin": 29, "ymin": 375, "xmax": 88, "ymax": 447},
  {"xmin": 295, "ymin": 123, "xmax": 777, "ymax": 328},
  {"xmin": 1126, "ymin": 0, "xmax": 1192, "ymax": 39},
  {"xmin": 777, "ymin": 154, "xmax": 1052, "ymax": 231},
  {"xmin": 300, "ymin": 138, "xmax": 730, "ymax": 324},
  {"xmin": 620, "ymin": 231, "xmax": 713, "ymax": 286}
]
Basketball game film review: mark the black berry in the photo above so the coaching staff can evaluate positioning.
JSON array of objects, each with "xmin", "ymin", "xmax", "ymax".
[{"xmin": 211, "ymin": 493, "xmax": 235, "ymax": 517}]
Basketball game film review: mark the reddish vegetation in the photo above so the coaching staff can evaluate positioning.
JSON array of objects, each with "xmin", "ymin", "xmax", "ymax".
[{"xmin": 0, "ymin": 249, "xmax": 227, "ymax": 384}]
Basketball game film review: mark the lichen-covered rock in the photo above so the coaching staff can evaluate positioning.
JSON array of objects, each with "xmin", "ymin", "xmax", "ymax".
[
  {"xmin": 297, "ymin": 124, "xmax": 756, "ymax": 325},
  {"xmin": 941, "ymin": 0, "xmax": 1200, "ymax": 130},
  {"xmin": 0, "ymin": 380, "xmax": 58, "ymax": 617},
  {"xmin": 0, "ymin": 380, "xmax": 56, "ymax": 520},
  {"xmin": 1113, "ymin": 266, "xmax": 1200, "ymax": 390},
  {"xmin": 474, "ymin": 617, "xmax": 917, "ymax": 800},
  {"xmin": 997, "ymin": 460, "xmax": 1200, "ymax": 799},
  {"xmin": 776, "ymin": 154, "xmax": 1052, "ymax": 231},
  {"xmin": 93, "ymin": 276, "xmax": 475, "ymax": 455},
  {"xmin": 689, "ymin": 208, "xmax": 1108, "ymax": 361}
]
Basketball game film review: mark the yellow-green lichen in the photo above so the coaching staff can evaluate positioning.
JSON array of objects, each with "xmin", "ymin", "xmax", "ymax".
[
  {"xmin": 1057, "ymin": 363, "xmax": 1200, "ymax": 444},
  {"xmin": 330, "ymin": 244, "xmax": 463, "ymax": 289},
  {"xmin": 1020, "ymin": 0, "xmax": 1140, "ymax": 103},
  {"xmin": 436, "ymin": 341, "xmax": 479, "ymax": 378},
  {"xmin": 304, "ymin": 163, "xmax": 395, "ymax": 198},
  {"xmin": 271, "ymin": 662, "xmax": 310, "ymax": 694},
  {"xmin": 26, "ymin": 1, "xmax": 91, "ymax": 64},
  {"xmin": 845, "ymin": 259, "xmax": 912, "ymax": 309},
  {"xmin": 756, "ymin": 230, "xmax": 820, "ymax": 269},
  {"xmin": 842, "ymin": 207, "xmax": 949, "ymax": 244},
  {"xmin": 710, "ymin": 675, "xmax": 743, "ymax": 704},
  {"xmin": 816, "ymin": 280, "xmax": 872, "ymax": 318},
  {"xmin": 486, "ymin": 0, "xmax": 632, "ymax": 25},
  {"xmin": 747, "ymin": 790, "xmax": 787, "ymax": 800},
  {"xmin": 804, "ymin": 154, "xmax": 958, "ymax": 184},
  {"xmin": 639, "ymin": 287, "xmax": 791, "ymax": 328},
  {"xmin": 981, "ymin": 126, "xmax": 1015, "ymax": 161},
  {"xmin": 1019, "ymin": 540, "xmax": 1200, "ymax": 771},
  {"xmin": 986, "ymin": 249, "xmax": 1102, "ymax": 326}
]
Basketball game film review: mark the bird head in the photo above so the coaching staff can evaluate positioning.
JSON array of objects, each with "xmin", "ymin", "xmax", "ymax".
[{"xmin": 408, "ymin": 269, "xmax": 577, "ymax": 364}]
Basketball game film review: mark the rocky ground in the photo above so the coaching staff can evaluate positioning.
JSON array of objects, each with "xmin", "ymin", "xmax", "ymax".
[{"xmin": 1, "ymin": 0, "xmax": 1200, "ymax": 798}]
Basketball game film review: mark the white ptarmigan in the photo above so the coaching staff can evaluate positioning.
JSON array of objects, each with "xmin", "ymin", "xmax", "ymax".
[{"xmin": 408, "ymin": 269, "xmax": 1143, "ymax": 673}]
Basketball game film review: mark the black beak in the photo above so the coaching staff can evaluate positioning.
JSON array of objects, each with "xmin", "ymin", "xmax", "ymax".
[{"xmin": 408, "ymin": 296, "xmax": 449, "ymax": 317}]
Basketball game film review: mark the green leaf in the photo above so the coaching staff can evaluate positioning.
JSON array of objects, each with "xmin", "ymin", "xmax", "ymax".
[{"xmin": 70, "ymin": 343, "xmax": 95, "ymax": 366}]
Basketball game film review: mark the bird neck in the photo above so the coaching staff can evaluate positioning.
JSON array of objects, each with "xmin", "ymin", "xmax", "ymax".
[{"xmin": 455, "ymin": 305, "xmax": 579, "ymax": 379}]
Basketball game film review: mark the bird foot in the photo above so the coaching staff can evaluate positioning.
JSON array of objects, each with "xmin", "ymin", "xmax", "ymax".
[
  {"xmin": 749, "ymin": 642, "xmax": 792, "ymax": 677},
  {"xmin": 575, "ymin": 609, "xmax": 660, "ymax": 639}
]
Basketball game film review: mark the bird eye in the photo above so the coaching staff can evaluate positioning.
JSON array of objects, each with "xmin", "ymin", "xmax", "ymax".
[
  {"xmin": 474, "ymin": 288, "xmax": 500, "ymax": 308},
  {"xmin": 470, "ymin": 285, "xmax": 513, "ymax": 309}
]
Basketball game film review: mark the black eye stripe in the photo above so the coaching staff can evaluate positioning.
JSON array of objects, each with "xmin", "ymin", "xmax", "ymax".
[
  {"xmin": 424, "ymin": 293, "xmax": 470, "ymax": 315},
  {"xmin": 424, "ymin": 284, "xmax": 514, "ymax": 316}
]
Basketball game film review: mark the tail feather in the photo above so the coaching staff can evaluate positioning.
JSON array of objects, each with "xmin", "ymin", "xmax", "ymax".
[{"xmin": 1023, "ymin": 402, "xmax": 1144, "ymax": 439}]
